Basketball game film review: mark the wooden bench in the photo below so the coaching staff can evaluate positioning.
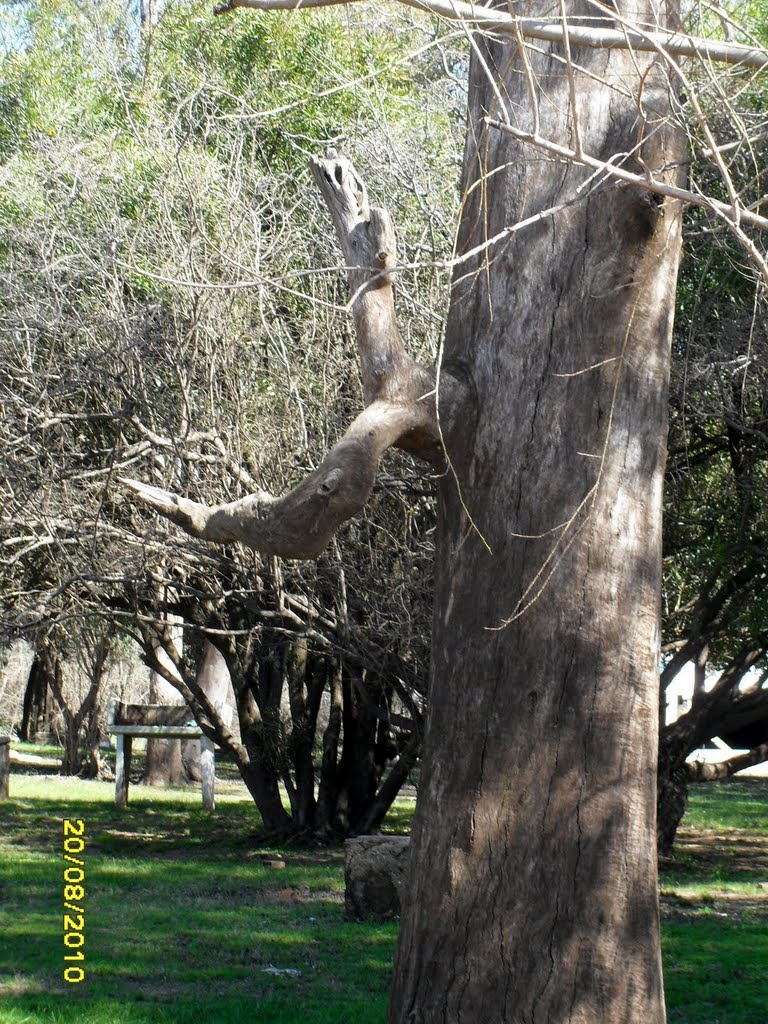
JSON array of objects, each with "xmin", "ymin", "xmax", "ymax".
[
  {"xmin": 0, "ymin": 735, "xmax": 9, "ymax": 800},
  {"xmin": 107, "ymin": 701, "xmax": 215, "ymax": 811}
]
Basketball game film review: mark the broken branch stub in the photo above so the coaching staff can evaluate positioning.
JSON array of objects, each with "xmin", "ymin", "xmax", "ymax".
[
  {"xmin": 311, "ymin": 152, "xmax": 427, "ymax": 408},
  {"xmin": 124, "ymin": 156, "xmax": 444, "ymax": 560}
]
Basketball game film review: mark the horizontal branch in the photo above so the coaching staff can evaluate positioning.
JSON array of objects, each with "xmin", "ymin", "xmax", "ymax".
[
  {"xmin": 688, "ymin": 741, "xmax": 768, "ymax": 781},
  {"xmin": 123, "ymin": 398, "xmax": 435, "ymax": 559},
  {"xmin": 485, "ymin": 119, "xmax": 768, "ymax": 234},
  {"xmin": 214, "ymin": 0, "xmax": 768, "ymax": 70}
]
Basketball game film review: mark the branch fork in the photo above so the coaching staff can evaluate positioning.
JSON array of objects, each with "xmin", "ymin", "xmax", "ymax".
[{"xmin": 124, "ymin": 154, "xmax": 445, "ymax": 559}]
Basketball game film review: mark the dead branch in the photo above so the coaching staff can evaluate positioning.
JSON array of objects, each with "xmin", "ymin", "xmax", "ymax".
[
  {"xmin": 214, "ymin": 0, "xmax": 768, "ymax": 71},
  {"xmin": 124, "ymin": 154, "xmax": 444, "ymax": 559}
]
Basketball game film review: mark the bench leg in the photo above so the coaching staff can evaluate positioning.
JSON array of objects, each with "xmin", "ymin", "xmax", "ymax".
[
  {"xmin": 0, "ymin": 739, "xmax": 9, "ymax": 801},
  {"xmin": 200, "ymin": 737, "xmax": 215, "ymax": 812},
  {"xmin": 115, "ymin": 735, "xmax": 132, "ymax": 809}
]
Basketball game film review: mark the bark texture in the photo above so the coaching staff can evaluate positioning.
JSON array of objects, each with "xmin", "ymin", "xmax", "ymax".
[{"xmin": 388, "ymin": 3, "xmax": 684, "ymax": 1022}]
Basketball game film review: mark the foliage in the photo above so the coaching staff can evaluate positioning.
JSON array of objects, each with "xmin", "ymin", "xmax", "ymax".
[{"xmin": 656, "ymin": 3, "xmax": 768, "ymax": 846}]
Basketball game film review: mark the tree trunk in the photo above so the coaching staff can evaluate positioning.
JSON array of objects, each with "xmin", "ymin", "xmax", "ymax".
[
  {"xmin": 181, "ymin": 641, "xmax": 235, "ymax": 782},
  {"xmin": 60, "ymin": 714, "xmax": 84, "ymax": 776},
  {"xmin": 389, "ymin": 5, "xmax": 684, "ymax": 1022},
  {"xmin": 20, "ymin": 652, "xmax": 52, "ymax": 742},
  {"xmin": 144, "ymin": 616, "xmax": 187, "ymax": 787},
  {"xmin": 316, "ymin": 659, "xmax": 343, "ymax": 832},
  {"xmin": 657, "ymin": 761, "xmax": 691, "ymax": 857}
]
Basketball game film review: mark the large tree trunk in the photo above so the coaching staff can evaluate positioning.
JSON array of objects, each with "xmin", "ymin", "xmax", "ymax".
[{"xmin": 389, "ymin": 4, "xmax": 684, "ymax": 1022}]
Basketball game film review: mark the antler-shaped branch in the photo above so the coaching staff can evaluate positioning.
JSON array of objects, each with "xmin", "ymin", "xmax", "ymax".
[{"xmin": 123, "ymin": 154, "xmax": 444, "ymax": 560}]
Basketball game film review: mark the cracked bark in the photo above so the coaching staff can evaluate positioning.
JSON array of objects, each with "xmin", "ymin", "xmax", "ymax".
[
  {"xmin": 388, "ymin": 4, "xmax": 683, "ymax": 1023},
  {"xmin": 124, "ymin": 153, "xmax": 448, "ymax": 557},
  {"xmin": 127, "ymin": 1, "xmax": 686, "ymax": 1019}
]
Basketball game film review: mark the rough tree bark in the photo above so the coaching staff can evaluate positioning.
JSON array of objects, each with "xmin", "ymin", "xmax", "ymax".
[
  {"xmin": 127, "ymin": 1, "xmax": 687, "ymax": 1020},
  {"xmin": 387, "ymin": 3, "xmax": 684, "ymax": 1020}
]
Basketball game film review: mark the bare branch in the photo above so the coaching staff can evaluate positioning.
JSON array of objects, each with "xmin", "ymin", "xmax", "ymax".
[
  {"xmin": 215, "ymin": 0, "xmax": 768, "ymax": 71},
  {"xmin": 124, "ymin": 152, "xmax": 445, "ymax": 558},
  {"xmin": 486, "ymin": 119, "xmax": 768, "ymax": 235},
  {"xmin": 308, "ymin": 153, "xmax": 434, "ymax": 405},
  {"xmin": 486, "ymin": 118, "xmax": 768, "ymax": 287},
  {"xmin": 123, "ymin": 399, "xmax": 434, "ymax": 558},
  {"xmin": 688, "ymin": 741, "xmax": 768, "ymax": 780}
]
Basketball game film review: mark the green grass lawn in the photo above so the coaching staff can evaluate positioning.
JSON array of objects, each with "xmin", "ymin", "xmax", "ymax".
[{"xmin": 0, "ymin": 768, "xmax": 766, "ymax": 1024}]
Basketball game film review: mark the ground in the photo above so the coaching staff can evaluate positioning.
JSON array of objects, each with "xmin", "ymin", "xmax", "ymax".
[{"xmin": 0, "ymin": 752, "xmax": 765, "ymax": 1024}]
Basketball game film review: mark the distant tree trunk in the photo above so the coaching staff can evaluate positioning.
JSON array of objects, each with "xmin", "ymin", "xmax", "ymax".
[
  {"xmin": 48, "ymin": 638, "xmax": 108, "ymax": 778},
  {"xmin": 20, "ymin": 652, "xmax": 52, "ymax": 742},
  {"xmin": 389, "ymin": 4, "xmax": 684, "ymax": 1021},
  {"xmin": 181, "ymin": 641, "xmax": 235, "ymax": 781},
  {"xmin": 658, "ymin": 643, "xmax": 767, "ymax": 852},
  {"xmin": 144, "ymin": 616, "xmax": 187, "ymax": 787}
]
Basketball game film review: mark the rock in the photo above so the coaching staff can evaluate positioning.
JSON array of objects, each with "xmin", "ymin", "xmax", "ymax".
[{"xmin": 344, "ymin": 835, "xmax": 410, "ymax": 920}]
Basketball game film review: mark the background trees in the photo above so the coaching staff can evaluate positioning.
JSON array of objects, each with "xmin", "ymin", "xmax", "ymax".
[
  {"xmin": 658, "ymin": 14, "xmax": 768, "ymax": 848},
  {"xmin": 0, "ymin": 0, "xmax": 462, "ymax": 829},
  {"xmin": 117, "ymin": 2, "xmax": 768, "ymax": 1021},
  {"xmin": 1, "ymin": 0, "xmax": 767, "ymax": 857}
]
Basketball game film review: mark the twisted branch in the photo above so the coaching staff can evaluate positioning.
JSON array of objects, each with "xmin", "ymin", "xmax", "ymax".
[{"xmin": 124, "ymin": 154, "xmax": 444, "ymax": 559}]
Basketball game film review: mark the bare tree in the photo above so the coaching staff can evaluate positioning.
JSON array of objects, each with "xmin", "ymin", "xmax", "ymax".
[
  {"xmin": 1, "ymin": 1, "xmax": 450, "ymax": 831},
  {"xmin": 123, "ymin": 1, "xmax": 768, "ymax": 1020}
]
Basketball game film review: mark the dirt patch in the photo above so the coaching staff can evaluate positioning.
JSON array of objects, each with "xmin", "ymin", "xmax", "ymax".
[
  {"xmin": 660, "ymin": 890, "xmax": 768, "ymax": 920},
  {"xmin": 667, "ymin": 819, "xmax": 768, "ymax": 876},
  {"xmin": 673, "ymin": 826, "xmax": 768, "ymax": 874},
  {"xmin": 661, "ymin": 824, "xmax": 768, "ymax": 920}
]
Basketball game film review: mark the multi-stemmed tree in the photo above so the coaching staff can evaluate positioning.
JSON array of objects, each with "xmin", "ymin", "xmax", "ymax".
[{"xmin": 0, "ymin": 0, "xmax": 452, "ymax": 816}]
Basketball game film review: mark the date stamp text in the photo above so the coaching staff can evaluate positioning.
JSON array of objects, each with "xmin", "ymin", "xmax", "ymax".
[{"xmin": 62, "ymin": 819, "xmax": 86, "ymax": 983}]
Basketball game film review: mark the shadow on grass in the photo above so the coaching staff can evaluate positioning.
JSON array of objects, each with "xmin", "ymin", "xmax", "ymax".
[
  {"xmin": 3, "ymin": 774, "xmax": 767, "ymax": 1024},
  {"xmin": 0, "ymin": 780, "xmax": 392, "ymax": 1024}
]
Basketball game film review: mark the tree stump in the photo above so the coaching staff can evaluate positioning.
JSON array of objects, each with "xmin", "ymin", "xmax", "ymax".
[{"xmin": 344, "ymin": 836, "xmax": 410, "ymax": 921}]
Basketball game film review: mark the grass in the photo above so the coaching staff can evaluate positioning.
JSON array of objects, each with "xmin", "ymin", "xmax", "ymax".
[
  {"xmin": 1, "ymin": 768, "xmax": 766, "ymax": 1023},
  {"xmin": 1, "ymin": 774, "xmax": 394, "ymax": 1024},
  {"xmin": 660, "ymin": 780, "xmax": 768, "ymax": 1024}
]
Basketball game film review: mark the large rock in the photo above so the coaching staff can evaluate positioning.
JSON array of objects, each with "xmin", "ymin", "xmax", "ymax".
[{"xmin": 344, "ymin": 835, "xmax": 410, "ymax": 920}]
